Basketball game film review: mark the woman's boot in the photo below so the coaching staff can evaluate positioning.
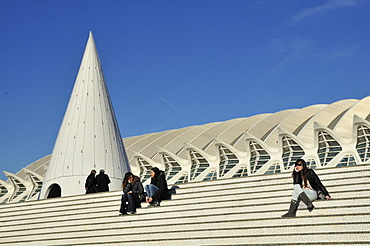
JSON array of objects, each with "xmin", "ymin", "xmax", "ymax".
[
  {"xmin": 299, "ymin": 192, "xmax": 314, "ymax": 212},
  {"xmin": 281, "ymin": 199, "xmax": 299, "ymax": 218}
]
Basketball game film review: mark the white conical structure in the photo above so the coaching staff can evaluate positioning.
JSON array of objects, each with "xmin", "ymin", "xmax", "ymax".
[{"xmin": 40, "ymin": 32, "xmax": 130, "ymax": 199}]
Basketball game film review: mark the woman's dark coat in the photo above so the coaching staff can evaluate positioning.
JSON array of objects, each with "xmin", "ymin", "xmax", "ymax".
[
  {"xmin": 85, "ymin": 173, "xmax": 97, "ymax": 194},
  {"xmin": 293, "ymin": 169, "xmax": 330, "ymax": 198},
  {"xmin": 150, "ymin": 171, "xmax": 170, "ymax": 202},
  {"xmin": 124, "ymin": 177, "xmax": 145, "ymax": 207}
]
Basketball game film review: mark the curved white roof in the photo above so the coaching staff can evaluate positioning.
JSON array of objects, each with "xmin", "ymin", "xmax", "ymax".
[
  {"xmin": 122, "ymin": 96, "xmax": 370, "ymax": 173},
  {"xmin": 2, "ymin": 95, "xmax": 370, "ymax": 204},
  {"xmin": 297, "ymin": 99, "xmax": 359, "ymax": 143}
]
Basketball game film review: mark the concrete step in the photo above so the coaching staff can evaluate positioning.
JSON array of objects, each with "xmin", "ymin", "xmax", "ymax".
[
  {"xmin": 6, "ymin": 184, "xmax": 366, "ymax": 220},
  {"xmin": 2, "ymin": 220, "xmax": 370, "ymax": 244},
  {"xmin": 1, "ymin": 197, "xmax": 369, "ymax": 230},
  {"xmin": 2, "ymin": 226, "xmax": 369, "ymax": 246},
  {"xmin": 172, "ymin": 178, "xmax": 369, "ymax": 199},
  {"xmin": 174, "ymin": 170, "xmax": 370, "ymax": 194},
  {"xmin": 0, "ymin": 172, "xmax": 367, "ymax": 217},
  {"xmin": 169, "ymin": 187, "xmax": 370, "ymax": 207},
  {"xmin": 0, "ymin": 164, "xmax": 368, "ymax": 246},
  {"xmin": 173, "ymin": 164, "xmax": 370, "ymax": 189},
  {"xmin": 2, "ymin": 213, "xmax": 369, "ymax": 238},
  {"xmin": 0, "ymin": 164, "xmax": 368, "ymax": 213},
  {"xmin": 0, "ymin": 191, "xmax": 121, "ymax": 213},
  {"xmin": 0, "ymin": 182, "xmax": 367, "ymax": 223},
  {"xmin": 2, "ymin": 211, "xmax": 369, "ymax": 245}
]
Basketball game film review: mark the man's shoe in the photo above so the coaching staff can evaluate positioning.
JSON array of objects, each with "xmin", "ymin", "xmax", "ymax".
[
  {"xmin": 147, "ymin": 202, "xmax": 160, "ymax": 208},
  {"xmin": 127, "ymin": 211, "xmax": 137, "ymax": 215},
  {"xmin": 153, "ymin": 201, "xmax": 160, "ymax": 207}
]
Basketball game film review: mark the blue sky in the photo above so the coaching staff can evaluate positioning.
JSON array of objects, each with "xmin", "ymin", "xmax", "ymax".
[{"xmin": 0, "ymin": 0, "xmax": 369, "ymax": 180}]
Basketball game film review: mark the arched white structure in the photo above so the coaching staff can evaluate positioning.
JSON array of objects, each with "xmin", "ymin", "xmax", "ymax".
[
  {"xmin": 2, "ymin": 96, "xmax": 369, "ymax": 202},
  {"xmin": 122, "ymin": 96, "xmax": 370, "ymax": 184}
]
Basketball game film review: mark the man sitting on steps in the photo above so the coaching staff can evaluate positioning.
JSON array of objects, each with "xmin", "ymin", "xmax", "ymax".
[{"xmin": 145, "ymin": 167, "xmax": 170, "ymax": 207}]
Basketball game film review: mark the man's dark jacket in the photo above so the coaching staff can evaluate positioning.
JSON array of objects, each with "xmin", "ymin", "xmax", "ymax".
[
  {"xmin": 96, "ymin": 173, "xmax": 111, "ymax": 192},
  {"xmin": 150, "ymin": 171, "xmax": 170, "ymax": 202}
]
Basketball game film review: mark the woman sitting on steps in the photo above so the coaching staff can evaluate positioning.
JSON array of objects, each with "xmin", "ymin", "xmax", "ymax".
[
  {"xmin": 145, "ymin": 167, "xmax": 170, "ymax": 207},
  {"xmin": 282, "ymin": 159, "xmax": 332, "ymax": 218},
  {"xmin": 119, "ymin": 172, "xmax": 144, "ymax": 215}
]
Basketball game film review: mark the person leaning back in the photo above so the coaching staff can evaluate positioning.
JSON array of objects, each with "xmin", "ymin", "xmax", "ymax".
[{"xmin": 282, "ymin": 159, "xmax": 332, "ymax": 218}]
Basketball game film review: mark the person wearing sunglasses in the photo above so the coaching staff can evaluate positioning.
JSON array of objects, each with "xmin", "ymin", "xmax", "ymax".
[{"xmin": 282, "ymin": 159, "xmax": 332, "ymax": 218}]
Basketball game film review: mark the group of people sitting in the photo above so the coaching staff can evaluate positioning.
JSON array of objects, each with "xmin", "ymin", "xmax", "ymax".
[
  {"xmin": 119, "ymin": 167, "xmax": 170, "ymax": 215},
  {"xmin": 85, "ymin": 169, "xmax": 111, "ymax": 193},
  {"xmin": 88, "ymin": 159, "xmax": 331, "ymax": 217}
]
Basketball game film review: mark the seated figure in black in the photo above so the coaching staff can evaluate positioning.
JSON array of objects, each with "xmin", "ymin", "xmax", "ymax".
[
  {"xmin": 145, "ymin": 167, "xmax": 170, "ymax": 207},
  {"xmin": 119, "ymin": 172, "xmax": 144, "ymax": 215}
]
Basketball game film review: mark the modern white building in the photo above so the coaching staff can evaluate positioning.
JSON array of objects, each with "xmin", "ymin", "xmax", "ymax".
[
  {"xmin": 0, "ymin": 33, "xmax": 369, "ymax": 204},
  {"xmin": 39, "ymin": 32, "xmax": 131, "ymax": 199}
]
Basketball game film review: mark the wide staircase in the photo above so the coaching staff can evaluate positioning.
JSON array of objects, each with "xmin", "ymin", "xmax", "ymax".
[{"xmin": 0, "ymin": 164, "xmax": 369, "ymax": 246}]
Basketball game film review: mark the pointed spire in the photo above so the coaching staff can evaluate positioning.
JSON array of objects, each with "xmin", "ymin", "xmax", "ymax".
[{"xmin": 40, "ymin": 32, "xmax": 130, "ymax": 198}]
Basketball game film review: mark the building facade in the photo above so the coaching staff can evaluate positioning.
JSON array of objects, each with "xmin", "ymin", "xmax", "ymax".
[
  {"xmin": 1, "ymin": 95, "xmax": 369, "ymax": 203},
  {"xmin": 0, "ymin": 33, "xmax": 369, "ymax": 203}
]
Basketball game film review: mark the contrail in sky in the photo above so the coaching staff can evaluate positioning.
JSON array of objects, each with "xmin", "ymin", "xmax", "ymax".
[{"xmin": 160, "ymin": 97, "xmax": 183, "ymax": 114}]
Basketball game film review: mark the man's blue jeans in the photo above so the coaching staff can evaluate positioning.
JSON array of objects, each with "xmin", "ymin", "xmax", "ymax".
[{"xmin": 145, "ymin": 184, "xmax": 159, "ymax": 202}]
